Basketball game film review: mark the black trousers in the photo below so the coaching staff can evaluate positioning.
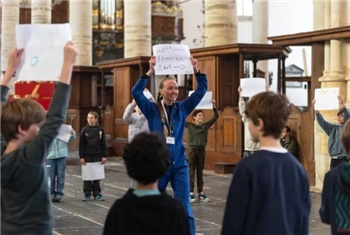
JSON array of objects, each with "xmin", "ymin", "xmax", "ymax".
[
  {"xmin": 83, "ymin": 180, "xmax": 101, "ymax": 197},
  {"xmin": 188, "ymin": 149, "xmax": 206, "ymax": 193}
]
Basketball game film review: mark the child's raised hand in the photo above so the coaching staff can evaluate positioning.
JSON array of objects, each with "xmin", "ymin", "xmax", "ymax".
[
  {"xmin": 8, "ymin": 48, "xmax": 24, "ymax": 75},
  {"xmin": 64, "ymin": 41, "xmax": 79, "ymax": 65}
]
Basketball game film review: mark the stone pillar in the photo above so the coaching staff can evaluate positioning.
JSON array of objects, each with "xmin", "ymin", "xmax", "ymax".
[
  {"xmin": 124, "ymin": 0, "xmax": 151, "ymax": 57},
  {"xmin": 1, "ymin": 0, "xmax": 19, "ymax": 75},
  {"xmin": 31, "ymin": 0, "xmax": 51, "ymax": 24},
  {"xmin": 69, "ymin": 0, "xmax": 92, "ymax": 65},
  {"xmin": 204, "ymin": 0, "xmax": 237, "ymax": 47},
  {"xmin": 252, "ymin": 0, "xmax": 268, "ymax": 81}
]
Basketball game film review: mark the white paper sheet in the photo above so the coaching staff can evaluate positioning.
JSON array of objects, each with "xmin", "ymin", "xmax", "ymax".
[
  {"xmin": 82, "ymin": 162, "xmax": 105, "ymax": 181},
  {"xmin": 143, "ymin": 90, "xmax": 154, "ymax": 101},
  {"xmin": 15, "ymin": 23, "xmax": 72, "ymax": 82},
  {"xmin": 314, "ymin": 88, "xmax": 339, "ymax": 111},
  {"xmin": 240, "ymin": 78, "xmax": 266, "ymax": 97},
  {"xmin": 189, "ymin": 91, "xmax": 213, "ymax": 109},
  {"xmin": 152, "ymin": 44, "xmax": 193, "ymax": 75},
  {"xmin": 57, "ymin": 124, "xmax": 72, "ymax": 143}
]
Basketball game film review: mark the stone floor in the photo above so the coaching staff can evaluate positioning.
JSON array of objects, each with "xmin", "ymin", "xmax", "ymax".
[{"xmin": 51, "ymin": 152, "xmax": 331, "ymax": 235}]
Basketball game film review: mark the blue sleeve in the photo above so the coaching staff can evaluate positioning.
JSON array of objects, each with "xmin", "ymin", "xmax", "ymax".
[
  {"xmin": 316, "ymin": 112, "xmax": 336, "ymax": 136},
  {"xmin": 179, "ymin": 73, "xmax": 207, "ymax": 116},
  {"xmin": 131, "ymin": 77, "xmax": 154, "ymax": 118},
  {"xmin": 319, "ymin": 171, "xmax": 331, "ymax": 224},
  {"xmin": 221, "ymin": 163, "xmax": 250, "ymax": 235}
]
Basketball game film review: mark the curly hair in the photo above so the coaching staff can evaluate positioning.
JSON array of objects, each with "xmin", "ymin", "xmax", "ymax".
[{"xmin": 122, "ymin": 132, "xmax": 170, "ymax": 185}]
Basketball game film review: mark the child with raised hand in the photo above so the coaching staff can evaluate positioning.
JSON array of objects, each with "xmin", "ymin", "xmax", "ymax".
[
  {"xmin": 1, "ymin": 41, "xmax": 78, "ymax": 234},
  {"xmin": 186, "ymin": 100, "xmax": 219, "ymax": 203},
  {"xmin": 79, "ymin": 111, "xmax": 108, "ymax": 201}
]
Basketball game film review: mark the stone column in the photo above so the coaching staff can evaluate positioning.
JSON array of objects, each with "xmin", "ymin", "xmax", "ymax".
[
  {"xmin": 1, "ymin": 0, "xmax": 19, "ymax": 75},
  {"xmin": 204, "ymin": 0, "xmax": 237, "ymax": 47},
  {"xmin": 124, "ymin": 0, "xmax": 151, "ymax": 57},
  {"xmin": 69, "ymin": 0, "xmax": 92, "ymax": 65},
  {"xmin": 31, "ymin": 0, "xmax": 51, "ymax": 24},
  {"xmin": 252, "ymin": 0, "xmax": 268, "ymax": 81}
]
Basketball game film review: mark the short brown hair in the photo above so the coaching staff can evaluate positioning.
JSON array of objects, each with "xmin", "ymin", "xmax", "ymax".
[
  {"xmin": 341, "ymin": 119, "xmax": 350, "ymax": 157},
  {"xmin": 1, "ymin": 99, "xmax": 46, "ymax": 142},
  {"xmin": 246, "ymin": 91, "xmax": 291, "ymax": 139}
]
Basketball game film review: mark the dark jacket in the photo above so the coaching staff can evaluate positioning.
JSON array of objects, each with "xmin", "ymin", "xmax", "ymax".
[
  {"xmin": 79, "ymin": 124, "xmax": 108, "ymax": 162},
  {"xmin": 1, "ymin": 85, "xmax": 9, "ymax": 155},
  {"xmin": 280, "ymin": 136, "xmax": 299, "ymax": 158},
  {"xmin": 103, "ymin": 189, "xmax": 190, "ymax": 235},
  {"xmin": 320, "ymin": 162, "xmax": 350, "ymax": 235},
  {"xmin": 1, "ymin": 83, "xmax": 70, "ymax": 235},
  {"xmin": 185, "ymin": 108, "xmax": 219, "ymax": 149}
]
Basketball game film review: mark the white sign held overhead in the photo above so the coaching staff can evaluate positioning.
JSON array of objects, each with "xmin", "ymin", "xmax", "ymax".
[
  {"xmin": 314, "ymin": 88, "xmax": 339, "ymax": 111},
  {"xmin": 240, "ymin": 78, "xmax": 266, "ymax": 97},
  {"xmin": 15, "ymin": 23, "xmax": 72, "ymax": 82},
  {"xmin": 188, "ymin": 91, "xmax": 213, "ymax": 109},
  {"xmin": 57, "ymin": 124, "xmax": 72, "ymax": 143},
  {"xmin": 152, "ymin": 44, "xmax": 193, "ymax": 75}
]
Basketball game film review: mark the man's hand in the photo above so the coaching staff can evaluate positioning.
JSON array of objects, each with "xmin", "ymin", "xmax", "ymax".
[
  {"xmin": 101, "ymin": 157, "xmax": 107, "ymax": 164},
  {"xmin": 79, "ymin": 158, "xmax": 86, "ymax": 165}
]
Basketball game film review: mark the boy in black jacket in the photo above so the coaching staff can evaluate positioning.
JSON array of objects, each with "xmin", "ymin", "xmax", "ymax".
[
  {"xmin": 103, "ymin": 132, "xmax": 190, "ymax": 235},
  {"xmin": 1, "ymin": 42, "xmax": 78, "ymax": 235}
]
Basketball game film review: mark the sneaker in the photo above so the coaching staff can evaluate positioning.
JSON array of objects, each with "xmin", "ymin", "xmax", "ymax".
[
  {"xmin": 82, "ymin": 195, "xmax": 91, "ymax": 202},
  {"xmin": 51, "ymin": 194, "xmax": 58, "ymax": 202},
  {"xmin": 198, "ymin": 194, "xmax": 210, "ymax": 202},
  {"xmin": 94, "ymin": 195, "xmax": 105, "ymax": 201},
  {"xmin": 55, "ymin": 194, "xmax": 63, "ymax": 202},
  {"xmin": 190, "ymin": 194, "xmax": 196, "ymax": 203}
]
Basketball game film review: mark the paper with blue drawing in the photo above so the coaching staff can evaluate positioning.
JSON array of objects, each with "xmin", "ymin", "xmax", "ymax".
[
  {"xmin": 15, "ymin": 23, "xmax": 71, "ymax": 81},
  {"xmin": 314, "ymin": 88, "xmax": 339, "ymax": 111},
  {"xmin": 152, "ymin": 44, "xmax": 193, "ymax": 75}
]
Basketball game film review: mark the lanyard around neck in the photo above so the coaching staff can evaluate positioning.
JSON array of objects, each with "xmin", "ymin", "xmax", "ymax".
[{"xmin": 161, "ymin": 100, "xmax": 173, "ymax": 136}]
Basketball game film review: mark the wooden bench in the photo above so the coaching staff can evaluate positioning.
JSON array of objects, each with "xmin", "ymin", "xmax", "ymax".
[{"xmin": 214, "ymin": 162, "xmax": 236, "ymax": 174}]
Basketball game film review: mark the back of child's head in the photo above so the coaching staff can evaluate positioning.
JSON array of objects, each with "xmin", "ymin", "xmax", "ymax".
[
  {"xmin": 122, "ymin": 132, "xmax": 170, "ymax": 184},
  {"xmin": 1, "ymin": 99, "xmax": 46, "ymax": 142},
  {"xmin": 341, "ymin": 119, "xmax": 350, "ymax": 158},
  {"xmin": 246, "ymin": 91, "xmax": 291, "ymax": 139}
]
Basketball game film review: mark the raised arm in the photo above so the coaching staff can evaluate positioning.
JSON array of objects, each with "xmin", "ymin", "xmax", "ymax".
[
  {"xmin": 123, "ymin": 100, "xmax": 136, "ymax": 124},
  {"xmin": 1, "ymin": 48, "xmax": 24, "ymax": 105},
  {"xmin": 26, "ymin": 41, "xmax": 78, "ymax": 163},
  {"xmin": 312, "ymin": 99, "xmax": 336, "ymax": 135},
  {"xmin": 180, "ymin": 55, "xmax": 207, "ymax": 115},
  {"xmin": 237, "ymin": 86, "xmax": 247, "ymax": 121},
  {"xmin": 205, "ymin": 100, "xmax": 219, "ymax": 128}
]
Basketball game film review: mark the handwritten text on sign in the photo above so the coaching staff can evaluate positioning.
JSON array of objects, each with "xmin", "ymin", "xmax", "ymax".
[
  {"xmin": 314, "ymin": 88, "xmax": 339, "ymax": 111},
  {"xmin": 152, "ymin": 44, "xmax": 193, "ymax": 75}
]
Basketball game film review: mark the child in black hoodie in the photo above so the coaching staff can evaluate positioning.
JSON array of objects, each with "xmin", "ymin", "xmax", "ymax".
[
  {"xmin": 320, "ymin": 119, "xmax": 350, "ymax": 235},
  {"xmin": 103, "ymin": 132, "xmax": 190, "ymax": 235},
  {"xmin": 79, "ymin": 111, "xmax": 108, "ymax": 201}
]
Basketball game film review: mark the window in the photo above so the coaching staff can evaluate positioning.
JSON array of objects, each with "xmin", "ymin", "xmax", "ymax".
[{"xmin": 237, "ymin": 0, "xmax": 253, "ymax": 16}]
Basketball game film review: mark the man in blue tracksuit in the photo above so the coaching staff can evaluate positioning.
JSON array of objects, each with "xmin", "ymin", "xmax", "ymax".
[{"xmin": 132, "ymin": 55, "xmax": 207, "ymax": 235}]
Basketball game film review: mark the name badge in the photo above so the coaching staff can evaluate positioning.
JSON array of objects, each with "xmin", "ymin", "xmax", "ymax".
[{"xmin": 166, "ymin": 136, "xmax": 175, "ymax": 145}]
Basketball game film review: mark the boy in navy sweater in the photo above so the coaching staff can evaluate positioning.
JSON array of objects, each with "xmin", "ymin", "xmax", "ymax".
[{"xmin": 221, "ymin": 91, "xmax": 310, "ymax": 235}]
